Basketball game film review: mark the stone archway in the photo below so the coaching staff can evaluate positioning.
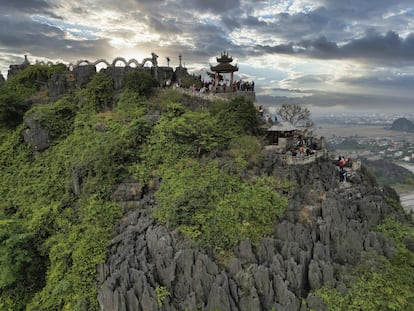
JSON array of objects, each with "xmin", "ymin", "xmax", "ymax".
[
  {"xmin": 127, "ymin": 59, "xmax": 140, "ymax": 67},
  {"xmin": 94, "ymin": 59, "xmax": 111, "ymax": 72},
  {"xmin": 112, "ymin": 57, "xmax": 128, "ymax": 67},
  {"xmin": 77, "ymin": 60, "xmax": 92, "ymax": 66}
]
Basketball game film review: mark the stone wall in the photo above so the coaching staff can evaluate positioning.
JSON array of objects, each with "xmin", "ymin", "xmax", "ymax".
[{"xmin": 74, "ymin": 64, "xmax": 96, "ymax": 89}]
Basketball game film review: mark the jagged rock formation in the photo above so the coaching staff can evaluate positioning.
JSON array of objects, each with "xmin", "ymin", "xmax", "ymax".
[
  {"xmin": 48, "ymin": 72, "xmax": 76, "ymax": 102},
  {"xmin": 390, "ymin": 117, "xmax": 414, "ymax": 132},
  {"xmin": 22, "ymin": 114, "xmax": 51, "ymax": 152},
  {"xmin": 97, "ymin": 155, "xmax": 404, "ymax": 311},
  {"xmin": 0, "ymin": 72, "xmax": 5, "ymax": 84}
]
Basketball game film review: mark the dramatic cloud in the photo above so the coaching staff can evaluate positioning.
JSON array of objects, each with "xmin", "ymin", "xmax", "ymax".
[
  {"xmin": 0, "ymin": 0, "xmax": 413, "ymax": 113},
  {"xmin": 0, "ymin": 0, "xmax": 54, "ymax": 13},
  {"xmin": 254, "ymin": 30, "xmax": 414, "ymax": 64}
]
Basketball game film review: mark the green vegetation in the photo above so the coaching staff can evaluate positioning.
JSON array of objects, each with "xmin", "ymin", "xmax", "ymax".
[
  {"xmin": 0, "ymin": 66, "xmax": 289, "ymax": 310},
  {"xmin": 123, "ymin": 70, "xmax": 158, "ymax": 98},
  {"xmin": 180, "ymin": 75, "xmax": 202, "ymax": 89},
  {"xmin": 79, "ymin": 72, "xmax": 114, "ymax": 112},
  {"xmin": 335, "ymin": 138, "xmax": 373, "ymax": 151},
  {"xmin": 2, "ymin": 64, "xmax": 411, "ymax": 311},
  {"xmin": 362, "ymin": 159, "xmax": 414, "ymax": 200},
  {"xmin": 28, "ymin": 95, "xmax": 78, "ymax": 139},
  {"xmin": 0, "ymin": 64, "xmax": 66, "ymax": 128},
  {"xmin": 131, "ymin": 95, "xmax": 288, "ymax": 252},
  {"xmin": 154, "ymin": 158, "xmax": 288, "ymax": 251},
  {"xmin": 0, "ymin": 68, "xmax": 151, "ymax": 310},
  {"xmin": 155, "ymin": 285, "xmax": 170, "ymax": 307},
  {"xmin": 315, "ymin": 218, "xmax": 414, "ymax": 310}
]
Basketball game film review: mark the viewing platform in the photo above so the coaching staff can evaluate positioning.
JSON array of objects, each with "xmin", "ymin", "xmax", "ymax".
[
  {"xmin": 175, "ymin": 87, "xmax": 255, "ymax": 102},
  {"xmin": 263, "ymin": 121, "xmax": 327, "ymax": 166},
  {"xmin": 265, "ymin": 147, "xmax": 326, "ymax": 165}
]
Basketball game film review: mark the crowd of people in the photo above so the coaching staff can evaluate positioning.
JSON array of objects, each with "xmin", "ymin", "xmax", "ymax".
[
  {"xmin": 291, "ymin": 137, "xmax": 319, "ymax": 157},
  {"xmin": 175, "ymin": 79, "xmax": 256, "ymax": 94}
]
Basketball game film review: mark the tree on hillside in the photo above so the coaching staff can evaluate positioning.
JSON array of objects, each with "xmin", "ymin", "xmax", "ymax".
[
  {"xmin": 7, "ymin": 64, "xmax": 66, "ymax": 98},
  {"xmin": 277, "ymin": 103, "xmax": 314, "ymax": 129},
  {"xmin": 0, "ymin": 64, "xmax": 67, "ymax": 128},
  {"xmin": 0, "ymin": 86, "xmax": 29, "ymax": 128},
  {"xmin": 209, "ymin": 96, "xmax": 259, "ymax": 136},
  {"xmin": 123, "ymin": 70, "xmax": 158, "ymax": 98},
  {"xmin": 180, "ymin": 75, "xmax": 202, "ymax": 89},
  {"xmin": 81, "ymin": 72, "xmax": 114, "ymax": 111}
]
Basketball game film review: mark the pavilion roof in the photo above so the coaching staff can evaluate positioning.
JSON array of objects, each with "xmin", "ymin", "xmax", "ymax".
[
  {"xmin": 267, "ymin": 121, "xmax": 297, "ymax": 132},
  {"xmin": 210, "ymin": 62, "xmax": 238, "ymax": 73},
  {"xmin": 217, "ymin": 54, "xmax": 233, "ymax": 63}
]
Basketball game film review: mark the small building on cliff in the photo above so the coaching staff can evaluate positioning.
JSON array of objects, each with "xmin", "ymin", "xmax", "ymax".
[{"xmin": 264, "ymin": 120, "xmax": 326, "ymax": 165}]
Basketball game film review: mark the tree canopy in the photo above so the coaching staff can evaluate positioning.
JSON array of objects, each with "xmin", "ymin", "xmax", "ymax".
[
  {"xmin": 123, "ymin": 70, "xmax": 158, "ymax": 98},
  {"xmin": 277, "ymin": 103, "xmax": 314, "ymax": 128}
]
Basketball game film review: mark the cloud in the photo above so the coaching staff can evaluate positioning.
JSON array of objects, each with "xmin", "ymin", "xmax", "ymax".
[
  {"xmin": 341, "ymin": 31, "xmax": 414, "ymax": 61},
  {"xmin": 0, "ymin": 0, "xmax": 53, "ymax": 13},
  {"xmin": 337, "ymin": 71, "xmax": 414, "ymax": 94},
  {"xmin": 180, "ymin": 0, "xmax": 241, "ymax": 13},
  {"xmin": 0, "ymin": 14, "xmax": 111, "ymax": 63},
  {"xmin": 0, "ymin": 0, "xmax": 413, "ymax": 113},
  {"xmin": 146, "ymin": 15, "xmax": 183, "ymax": 35},
  {"xmin": 320, "ymin": 0, "xmax": 411, "ymax": 19},
  {"xmin": 0, "ymin": 0, "xmax": 61, "ymax": 19},
  {"xmin": 257, "ymin": 90, "xmax": 414, "ymax": 113},
  {"xmin": 253, "ymin": 30, "xmax": 414, "ymax": 64}
]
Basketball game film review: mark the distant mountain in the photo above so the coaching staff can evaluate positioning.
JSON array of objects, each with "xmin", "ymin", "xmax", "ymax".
[
  {"xmin": 361, "ymin": 158, "xmax": 414, "ymax": 186},
  {"xmin": 390, "ymin": 117, "xmax": 414, "ymax": 132}
]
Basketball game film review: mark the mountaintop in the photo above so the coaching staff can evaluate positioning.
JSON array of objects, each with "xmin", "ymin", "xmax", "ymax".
[{"xmin": 0, "ymin": 65, "xmax": 413, "ymax": 311}]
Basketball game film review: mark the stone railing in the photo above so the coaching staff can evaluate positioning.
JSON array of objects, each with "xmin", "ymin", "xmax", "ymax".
[
  {"xmin": 278, "ymin": 150, "xmax": 326, "ymax": 165},
  {"xmin": 175, "ymin": 87, "xmax": 255, "ymax": 102}
]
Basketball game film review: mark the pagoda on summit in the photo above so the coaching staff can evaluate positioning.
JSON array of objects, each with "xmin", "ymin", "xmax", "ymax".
[{"xmin": 210, "ymin": 51, "xmax": 238, "ymax": 91}]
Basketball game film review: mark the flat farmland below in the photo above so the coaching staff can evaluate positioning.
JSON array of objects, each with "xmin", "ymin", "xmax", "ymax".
[
  {"xmin": 314, "ymin": 123, "xmax": 414, "ymax": 207},
  {"xmin": 315, "ymin": 123, "xmax": 414, "ymax": 139}
]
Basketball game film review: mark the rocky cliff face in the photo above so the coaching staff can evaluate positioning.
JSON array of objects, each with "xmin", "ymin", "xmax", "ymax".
[
  {"xmin": 22, "ymin": 114, "xmax": 51, "ymax": 152},
  {"xmin": 97, "ymin": 154, "xmax": 404, "ymax": 311}
]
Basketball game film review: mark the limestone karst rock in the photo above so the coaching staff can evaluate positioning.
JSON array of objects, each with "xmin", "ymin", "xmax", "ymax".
[
  {"xmin": 97, "ymin": 155, "xmax": 405, "ymax": 311},
  {"xmin": 22, "ymin": 114, "xmax": 51, "ymax": 152}
]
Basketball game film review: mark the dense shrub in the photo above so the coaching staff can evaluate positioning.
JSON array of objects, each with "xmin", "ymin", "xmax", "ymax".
[
  {"xmin": 0, "ymin": 80, "xmax": 151, "ymax": 309},
  {"xmin": 0, "ymin": 65, "xmax": 66, "ymax": 128},
  {"xmin": 227, "ymin": 135, "xmax": 262, "ymax": 166},
  {"xmin": 209, "ymin": 96, "xmax": 260, "ymax": 136},
  {"xmin": 154, "ymin": 158, "xmax": 288, "ymax": 252},
  {"xmin": 79, "ymin": 72, "xmax": 114, "ymax": 112},
  {"xmin": 180, "ymin": 75, "xmax": 202, "ymax": 89},
  {"xmin": 0, "ymin": 86, "xmax": 28, "ymax": 128},
  {"xmin": 315, "ymin": 218, "xmax": 414, "ymax": 310},
  {"xmin": 123, "ymin": 70, "xmax": 158, "ymax": 98},
  {"xmin": 27, "ymin": 95, "xmax": 78, "ymax": 139}
]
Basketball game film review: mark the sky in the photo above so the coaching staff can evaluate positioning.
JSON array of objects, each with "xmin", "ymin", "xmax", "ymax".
[{"xmin": 0, "ymin": 0, "xmax": 413, "ymax": 115}]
